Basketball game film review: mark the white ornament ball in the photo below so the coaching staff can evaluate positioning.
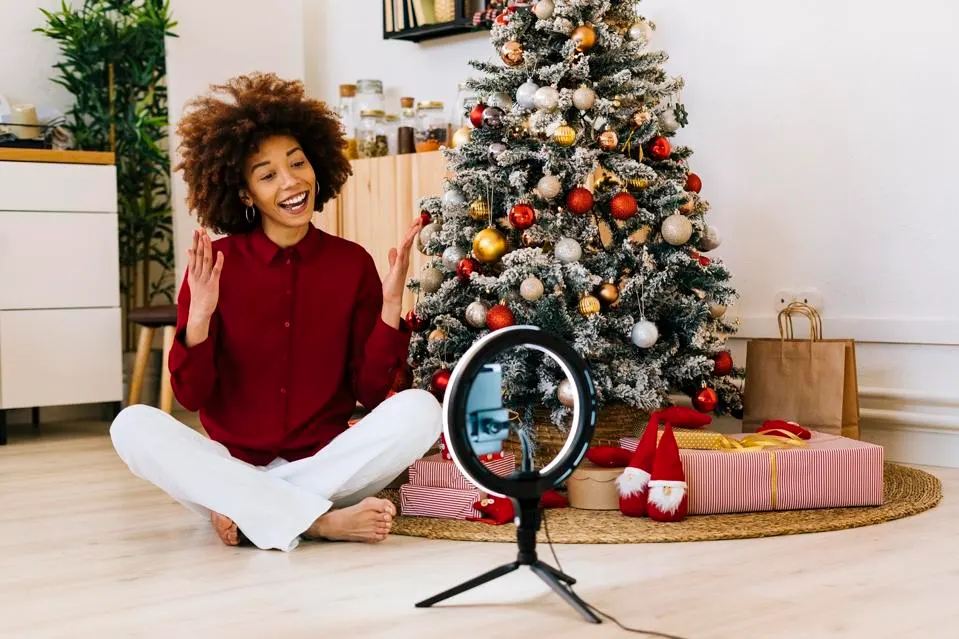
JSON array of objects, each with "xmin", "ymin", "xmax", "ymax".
[
  {"xmin": 661, "ymin": 213, "xmax": 693, "ymax": 246},
  {"xmin": 555, "ymin": 237, "xmax": 582, "ymax": 263},
  {"xmin": 516, "ymin": 80, "xmax": 540, "ymax": 109},
  {"xmin": 699, "ymin": 225, "xmax": 721, "ymax": 252},
  {"xmin": 420, "ymin": 221, "xmax": 441, "ymax": 246},
  {"xmin": 533, "ymin": 0, "xmax": 554, "ymax": 20},
  {"xmin": 520, "ymin": 276, "xmax": 545, "ymax": 301},
  {"xmin": 443, "ymin": 188, "xmax": 466, "ymax": 208},
  {"xmin": 572, "ymin": 86, "xmax": 596, "ymax": 111},
  {"xmin": 420, "ymin": 267, "xmax": 444, "ymax": 294},
  {"xmin": 466, "ymin": 301, "xmax": 489, "ymax": 328},
  {"xmin": 533, "ymin": 86, "xmax": 560, "ymax": 111},
  {"xmin": 442, "ymin": 245, "xmax": 467, "ymax": 270},
  {"xmin": 537, "ymin": 175, "xmax": 562, "ymax": 200},
  {"xmin": 709, "ymin": 303, "xmax": 727, "ymax": 319},
  {"xmin": 557, "ymin": 378, "xmax": 575, "ymax": 407},
  {"xmin": 659, "ymin": 108, "xmax": 680, "ymax": 133},
  {"xmin": 489, "ymin": 91, "xmax": 513, "ymax": 111},
  {"xmin": 629, "ymin": 20, "xmax": 653, "ymax": 43},
  {"xmin": 631, "ymin": 320, "xmax": 659, "ymax": 348}
]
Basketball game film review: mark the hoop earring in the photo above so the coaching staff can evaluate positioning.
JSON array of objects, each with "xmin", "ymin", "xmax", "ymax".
[{"xmin": 245, "ymin": 205, "xmax": 255, "ymax": 224}]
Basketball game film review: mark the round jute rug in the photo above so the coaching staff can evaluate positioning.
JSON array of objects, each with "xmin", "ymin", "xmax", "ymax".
[{"xmin": 379, "ymin": 462, "xmax": 941, "ymax": 544}]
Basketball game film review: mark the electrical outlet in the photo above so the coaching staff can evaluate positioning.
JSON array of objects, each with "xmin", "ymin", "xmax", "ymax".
[
  {"xmin": 795, "ymin": 288, "xmax": 824, "ymax": 311},
  {"xmin": 774, "ymin": 289, "xmax": 797, "ymax": 311}
]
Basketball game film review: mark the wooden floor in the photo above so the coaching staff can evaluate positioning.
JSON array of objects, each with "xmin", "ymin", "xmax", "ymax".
[{"xmin": 1, "ymin": 416, "xmax": 957, "ymax": 639}]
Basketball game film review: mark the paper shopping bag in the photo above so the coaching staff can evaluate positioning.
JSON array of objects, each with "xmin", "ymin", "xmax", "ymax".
[{"xmin": 742, "ymin": 303, "xmax": 860, "ymax": 439}]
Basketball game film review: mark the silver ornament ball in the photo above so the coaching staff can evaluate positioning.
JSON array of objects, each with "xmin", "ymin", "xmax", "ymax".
[
  {"xmin": 482, "ymin": 106, "xmax": 505, "ymax": 129},
  {"xmin": 489, "ymin": 142, "xmax": 508, "ymax": 162},
  {"xmin": 537, "ymin": 175, "xmax": 562, "ymax": 200},
  {"xmin": 516, "ymin": 80, "xmax": 540, "ymax": 109},
  {"xmin": 489, "ymin": 92, "xmax": 513, "ymax": 111},
  {"xmin": 442, "ymin": 188, "xmax": 466, "ymax": 208},
  {"xmin": 420, "ymin": 221, "xmax": 441, "ymax": 246},
  {"xmin": 520, "ymin": 276, "xmax": 545, "ymax": 301},
  {"xmin": 699, "ymin": 225, "xmax": 721, "ymax": 251},
  {"xmin": 572, "ymin": 86, "xmax": 596, "ymax": 111},
  {"xmin": 555, "ymin": 237, "xmax": 582, "ymax": 264},
  {"xmin": 661, "ymin": 213, "xmax": 693, "ymax": 246},
  {"xmin": 629, "ymin": 20, "xmax": 653, "ymax": 43},
  {"xmin": 533, "ymin": 86, "xmax": 560, "ymax": 111},
  {"xmin": 419, "ymin": 267, "xmax": 444, "ymax": 294},
  {"xmin": 557, "ymin": 378, "xmax": 575, "ymax": 407},
  {"xmin": 442, "ymin": 245, "xmax": 467, "ymax": 270},
  {"xmin": 465, "ymin": 301, "xmax": 489, "ymax": 328},
  {"xmin": 533, "ymin": 0, "xmax": 554, "ymax": 20},
  {"xmin": 659, "ymin": 108, "xmax": 680, "ymax": 133},
  {"xmin": 631, "ymin": 319, "xmax": 659, "ymax": 348}
]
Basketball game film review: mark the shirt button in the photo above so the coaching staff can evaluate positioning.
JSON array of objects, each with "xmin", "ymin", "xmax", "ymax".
[
  {"xmin": 284, "ymin": 320, "xmax": 290, "ymax": 328},
  {"xmin": 286, "ymin": 258, "xmax": 291, "ymax": 265},
  {"xmin": 280, "ymin": 388, "xmax": 286, "ymax": 394}
]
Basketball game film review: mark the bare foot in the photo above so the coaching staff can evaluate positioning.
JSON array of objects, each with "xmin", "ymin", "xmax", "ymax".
[
  {"xmin": 306, "ymin": 497, "xmax": 396, "ymax": 543},
  {"xmin": 210, "ymin": 511, "xmax": 240, "ymax": 546}
]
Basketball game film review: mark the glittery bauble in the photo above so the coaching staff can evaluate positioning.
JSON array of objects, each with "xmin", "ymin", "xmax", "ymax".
[
  {"xmin": 628, "ymin": 177, "xmax": 650, "ymax": 190},
  {"xmin": 443, "ymin": 188, "xmax": 466, "ymax": 208},
  {"xmin": 405, "ymin": 309, "xmax": 428, "ymax": 332},
  {"xmin": 553, "ymin": 124, "xmax": 576, "ymax": 147},
  {"xmin": 442, "ymin": 245, "xmax": 467, "ymax": 270},
  {"xmin": 489, "ymin": 141, "xmax": 508, "ymax": 162},
  {"xmin": 686, "ymin": 173, "xmax": 702, "ymax": 193},
  {"xmin": 709, "ymin": 303, "xmax": 727, "ymax": 319},
  {"xmin": 630, "ymin": 319, "xmax": 659, "ymax": 348},
  {"xmin": 430, "ymin": 369, "xmax": 451, "ymax": 398},
  {"xmin": 537, "ymin": 175, "xmax": 562, "ymax": 200},
  {"xmin": 482, "ymin": 106, "xmax": 505, "ymax": 129},
  {"xmin": 693, "ymin": 386, "xmax": 719, "ymax": 413},
  {"xmin": 533, "ymin": 0, "xmax": 554, "ymax": 19},
  {"xmin": 555, "ymin": 237, "xmax": 582, "ymax": 263},
  {"xmin": 566, "ymin": 187, "xmax": 594, "ymax": 214},
  {"xmin": 472, "ymin": 227, "xmax": 508, "ymax": 263},
  {"xmin": 428, "ymin": 328, "xmax": 447, "ymax": 343},
  {"xmin": 571, "ymin": 24, "xmax": 597, "ymax": 52},
  {"xmin": 573, "ymin": 86, "xmax": 596, "ymax": 111},
  {"xmin": 501, "ymin": 40, "xmax": 525, "ymax": 67},
  {"xmin": 557, "ymin": 378, "xmax": 575, "ymax": 407},
  {"xmin": 662, "ymin": 213, "xmax": 693, "ymax": 246},
  {"xmin": 469, "ymin": 199, "xmax": 490, "ymax": 221},
  {"xmin": 419, "ymin": 267, "xmax": 444, "ymax": 294},
  {"xmin": 713, "ymin": 351, "xmax": 733, "ymax": 377},
  {"xmin": 452, "ymin": 126, "xmax": 472, "ymax": 148},
  {"xmin": 659, "ymin": 108, "xmax": 681, "ymax": 133},
  {"xmin": 456, "ymin": 257, "xmax": 479, "ymax": 281},
  {"xmin": 599, "ymin": 130, "xmax": 619, "ymax": 150},
  {"xmin": 649, "ymin": 136, "xmax": 672, "ymax": 160},
  {"xmin": 465, "ymin": 301, "xmax": 489, "ymax": 328},
  {"xmin": 699, "ymin": 225, "xmax": 721, "ymax": 251},
  {"xmin": 629, "ymin": 20, "xmax": 652, "ymax": 42},
  {"xmin": 486, "ymin": 304, "xmax": 515, "ymax": 331},
  {"xmin": 470, "ymin": 103, "xmax": 487, "ymax": 128},
  {"xmin": 509, "ymin": 203, "xmax": 536, "ymax": 230},
  {"xmin": 610, "ymin": 192, "xmax": 638, "ymax": 220},
  {"xmin": 579, "ymin": 294, "xmax": 601, "ymax": 317},
  {"xmin": 489, "ymin": 92, "xmax": 513, "ymax": 111},
  {"xmin": 520, "ymin": 276, "xmax": 544, "ymax": 301},
  {"xmin": 419, "ymin": 222, "xmax": 441, "ymax": 251},
  {"xmin": 516, "ymin": 80, "xmax": 540, "ymax": 109},
  {"xmin": 633, "ymin": 109, "xmax": 652, "ymax": 127},
  {"xmin": 598, "ymin": 282, "xmax": 619, "ymax": 305},
  {"xmin": 533, "ymin": 86, "xmax": 560, "ymax": 111}
]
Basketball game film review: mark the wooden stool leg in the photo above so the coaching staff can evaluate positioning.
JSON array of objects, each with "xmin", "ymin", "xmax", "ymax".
[
  {"xmin": 159, "ymin": 326, "xmax": 175, "ymax": 413},
  {"xmin": 128, "ymin": 326, "xmax": 155, "ymax": 406}
]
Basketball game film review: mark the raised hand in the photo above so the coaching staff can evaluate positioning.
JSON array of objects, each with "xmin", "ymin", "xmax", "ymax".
[
  {"xmin": 186, "ymin": 228, "xmax": 225, "ymax": 319},
  {"xmin": 382, "ymin": 217, "xmax": 423, "ymax": 306}
]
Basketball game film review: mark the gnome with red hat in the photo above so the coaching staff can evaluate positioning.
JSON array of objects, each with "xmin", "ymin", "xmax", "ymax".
[
  {"xmin": 646, "ymin": 424, "xmax": 688, "ymax": 522},
  {"xmin": 616, "ymin": 417, "xmax": 658, "ymax": 517}
]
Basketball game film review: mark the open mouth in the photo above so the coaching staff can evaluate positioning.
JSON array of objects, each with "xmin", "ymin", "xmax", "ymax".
[{"xmin": 278, "ymin": 190, "xmax": 309, "ymax": 214}]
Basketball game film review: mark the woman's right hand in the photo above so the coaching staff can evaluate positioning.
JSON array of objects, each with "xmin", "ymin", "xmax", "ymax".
[{"xmin": 185, "ymin": 228, "xmax": 224, "ymax": 346}]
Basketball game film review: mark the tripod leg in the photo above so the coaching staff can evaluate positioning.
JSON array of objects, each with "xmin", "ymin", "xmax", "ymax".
[
  {"xmin": 535, "ymin": 560, "xmax": 577, "ymax": 585},
  {"xmin": 416, "ymin": 562, "xmax": 520, "ymax": 608},
  {"xmin": 530, "ymin": 564, "xmax": 601, "ymax": 624}
]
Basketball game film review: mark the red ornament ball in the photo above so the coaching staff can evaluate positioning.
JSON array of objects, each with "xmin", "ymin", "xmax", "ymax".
[
  {"xmin": 686, "ymin": 173, "xmax": 702, "ymax": 193},
  {"xmin": 610, "ymin": 191, "xmax": 638, "ymax": 220},
  {"xmin": 456, "ymin": 257, "xmax": 479, "ymax": 281},
  {"xmin": 693, "ymin": 386, "xmax": 719, "ymax": 413},
  {"xmin": 431, "ymin": 368, "xmax": 451, "ymax": 397},
  {"xmin": 486, "ymin": 304, "xmax": 515, "ymax": 331},
  {"xmin": 566, "ymin": 187, "xmax": 594, "ymax": 215},
  {"xmin": 495, "ymin": 12, "xmax": 510, "ymax": 26},
  {"xmin": 713, "ymin": 351, "xmax": 733, "ymax": 376},
  {"xmin": 405, "ymin": 309, "xmax": 427, "ymax": 332},
  {"xmin": 470, "ymin": 103, "xmax": 488, "ymax": 128},
  {"xmin": 392, "ymin": 363, "xmax": 413, "ymax": 392},
  {"xmin": 420, "ymin": 211, "xmax": 431, "ymax": 225},
  {"xmin": 649, "ymin": 136, "xmax": 672, "ymax": 161},
  {"xmin": 509, "ymin": 203, "xmax": 536, "ymax": 230}
]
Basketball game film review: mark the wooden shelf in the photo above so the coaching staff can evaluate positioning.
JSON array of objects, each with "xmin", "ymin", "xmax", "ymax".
[
  {"xmin": 0, "ymin": 148, "xmax": 115, "ymax": 166},
  {"xmin": 384, "ymin": 20, "xmax": 485, "ymax": 42}
]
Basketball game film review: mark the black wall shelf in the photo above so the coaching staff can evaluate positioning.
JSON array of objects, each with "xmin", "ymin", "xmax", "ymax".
[{"xmin": 384, "ymin": 1, "xmax": 493, "ymax": 43}]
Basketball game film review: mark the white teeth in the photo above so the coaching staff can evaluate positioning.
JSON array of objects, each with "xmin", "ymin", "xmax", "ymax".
[{"xmin": 281, "ymin": 192, "xmax": 307, "ymax": 208}]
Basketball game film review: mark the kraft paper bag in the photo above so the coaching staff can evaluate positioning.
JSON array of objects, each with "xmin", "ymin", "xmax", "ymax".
[{"xmin": 743, "ymin": 303, "xmax": 860, "ymax": 439}]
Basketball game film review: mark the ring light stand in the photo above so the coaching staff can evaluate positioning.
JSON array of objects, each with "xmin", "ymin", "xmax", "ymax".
[{"xmin": 415, "ymin": 325, "xmax": 601, "ymax": 623}]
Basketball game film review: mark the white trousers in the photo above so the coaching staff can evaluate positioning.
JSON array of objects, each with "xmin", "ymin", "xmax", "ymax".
[{"xmin": 110, "ymin": 389, "xmax": 442, "ymax": 552}]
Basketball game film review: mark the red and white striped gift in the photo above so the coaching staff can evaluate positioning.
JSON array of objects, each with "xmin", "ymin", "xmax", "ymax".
[
  {"xmin": 620, "ymin": 431, "xmax": 884, "ymax": 515},
  {"xmin": 408, "ymin": 452, "xmax": 515, "ymax": 491},
  {"xmin": 399, "ymin": 484, "xmax": 485, "ymax": 520}
]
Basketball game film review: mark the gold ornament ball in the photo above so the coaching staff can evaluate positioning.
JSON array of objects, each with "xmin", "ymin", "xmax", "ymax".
[
  {"xmin": 598, "ymin": 282, "xmax": 620, "ymax": 305},
  {"xmin": 452, "ymin": 126, "xmax": 472, "ymax": 149},
  {"xmin": 628, "ymin": 177, "xmax": 650, "ymax": 190},
  {"xmin": 428, "ymin": 328, "xmax": 447, "ymax": 342},
  {"xmin": 599, "ymin": 130, "xmax": 619, "ymax": 151},
  {"xmin": 633, "ymin": 109, "xmax": 652, "ymax": 127},
  {"xmin": 579, "ymin": 294, "xmax": 601, "ymax": 317},
  {"xmin": 472, "ymin": 228, "xmax": 508, "ymax": 263},
  {"xmin": 572, "ymin": 25, "xmax": 597, "ymax": 52},
  {"xmin": 469, "ymin": 199, "xmax": 489, "ymax": 221},
  {"xmin": 662, "ymin": 212, "xmax": 693, "ymax": 246},
  {"xmin": 501, "ymin": 41, "xmax": 525, "ymax": 66},
  {"xmin": 709, "ymin": 303, "xmax": 727, "ymax": 319},
  {"xmin": 554, "ymin": 124, "xmax": 577, "ymax": 147}
]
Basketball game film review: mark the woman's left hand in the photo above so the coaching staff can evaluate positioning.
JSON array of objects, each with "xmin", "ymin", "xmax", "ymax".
[{"xmin": 382, "ymin": 217, "xmax": 423, "ymax": 307}]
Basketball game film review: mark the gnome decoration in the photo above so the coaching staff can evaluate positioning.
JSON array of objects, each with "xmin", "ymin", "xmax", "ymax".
[
  {"xmin": 652, "ymin": 406, "xmax": 713, "ymax": 430},
  {"xmin": 468, "ymin": 496, "xmax": 514, "ymax": 525},
  {"xmin": 616, "ymin": 419, "xmax": 658, "ymax": 517},
  {"xmin": 646, "ymin": 424, "xmax": 688, "ymax": 522}
]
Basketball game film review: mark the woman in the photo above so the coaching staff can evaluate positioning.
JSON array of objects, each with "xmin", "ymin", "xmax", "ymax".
[{"xmin": 110, "ymin": 73, "xmax": 442, "ymax": 552}]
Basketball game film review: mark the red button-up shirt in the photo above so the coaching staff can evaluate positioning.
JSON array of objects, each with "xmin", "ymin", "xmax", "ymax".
[{"xmin": 168, "ymin": 224, "xmax": 411, "ymax": 466}]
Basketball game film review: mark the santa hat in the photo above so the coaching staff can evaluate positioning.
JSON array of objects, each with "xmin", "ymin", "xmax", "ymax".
[
  {"xmin": 616, "ymin": 419, "xmax": 658, "ymax": 517},
  {"xmin": 646, "ymin": 424, "xmax": 688, "ymax": 522}
]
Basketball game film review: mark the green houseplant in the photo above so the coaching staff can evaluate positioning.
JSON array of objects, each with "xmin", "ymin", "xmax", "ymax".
[{"xmin": 36, "ymin": 0, "xmax": 178, "ymax": 357}]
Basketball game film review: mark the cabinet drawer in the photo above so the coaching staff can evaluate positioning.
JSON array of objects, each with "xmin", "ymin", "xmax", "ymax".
[
  {"xmin": 0, "ymin": 161, "xmax": 117, "ymax": 213},
  {"xmin": 0, "ymin": 308, "xmax": 122, "ymax": 409},
  {"xmin": 0, "ymin": 212, "xmax": 119, "ymax": 309}
]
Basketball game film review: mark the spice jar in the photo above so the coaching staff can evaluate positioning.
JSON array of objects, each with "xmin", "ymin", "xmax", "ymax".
[
  {"xmin": 358, "ymin": 109, "xmax": 389, "ymax": 158},
  {"xmin": 355, "ymin": 79, "xmax": 385, "ymax": 115},
  {"xmin": 397, "ymin": 97, "xmax": 417, "ymax": 155},
  {"xmin": 415, "ymin": 101, "xmax": 448, "ymax": 153},
  {"xmin": 337, "ymin": 84, "xmax": 358, "ymax": 159},
  {"xmin": 384, "ymin": 114, "xmax": 399, "ymax": 156}
]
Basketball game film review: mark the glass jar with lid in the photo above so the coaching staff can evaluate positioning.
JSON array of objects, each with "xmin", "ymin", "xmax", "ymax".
[
  {"xmin": 384, "ymin": 114, "xmax": 399, "ymax": 156},
  {"xmin": 358, "ymin": 109, "xmax": 389, "ymax": 158},
  {"xmin": 397, "ymin": 97, "xmax": 417, "ymax": 155},
  {"xmin": 337, "ymin": 84, "xmax": 358, "ymax": 159},
  {"xmin": 415, "ymin": 101, "xmax": 448, "ymax": 153},
  {"xmin": 355, "ymin": 79, "xmax": 385, "ymax": 116}
]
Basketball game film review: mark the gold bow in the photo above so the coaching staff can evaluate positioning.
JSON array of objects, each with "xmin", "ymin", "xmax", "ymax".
[{"xmin": 718, "ymin": 429, "xmax": 809, "ymax": 452}]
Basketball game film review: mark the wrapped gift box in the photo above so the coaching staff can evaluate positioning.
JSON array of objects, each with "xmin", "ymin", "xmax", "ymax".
[
  {"xmin": 399, "ymin": 484, "xmax": 485, "ymax": 520},
  {"xmin": 621, "ymin": 428, "xmax": 739, "ymax": 451},
  {"xmin": 620, "ymin": 431, "xmax": 883, "ymax": 515},
  {"xmin": 409, "ymin": 452, "xmax": 515, "ymax": 491}
]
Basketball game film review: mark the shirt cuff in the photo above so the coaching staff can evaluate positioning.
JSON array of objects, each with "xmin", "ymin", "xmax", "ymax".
[
  {"xmin": 366, "ymin": 317, "xmax": 412, "ymax": 364},
  {"xmin": 169, "ymin": 327, "xmax": 216, "ymax": 378}
]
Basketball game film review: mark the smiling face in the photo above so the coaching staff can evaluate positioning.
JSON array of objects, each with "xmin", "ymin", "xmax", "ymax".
[{"xmin": 239, "ymin": 134, "xmax": 317, "ymax": 237}]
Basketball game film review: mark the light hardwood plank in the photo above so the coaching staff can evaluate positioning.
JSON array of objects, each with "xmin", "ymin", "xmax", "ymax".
[{"xmin": 0, "ymin": 148, "xmax": 115, "ymax": 165}]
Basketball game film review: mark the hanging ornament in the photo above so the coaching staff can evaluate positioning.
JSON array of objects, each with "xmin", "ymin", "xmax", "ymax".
[
  {"xmin": 420, "ymin": 210, "xmax": 432, "ymax": 226},
  {"xmin": 470, "ymin": 103, "xmax": 487, "ymax": 128},
  {"xmin": 579, "ymin": 294, "xmax": 601, "ymax": 317},
  {"xmin": 489, "ymin": 92, "xmax": 513, "ymax": 111},
  {"xmin": 405, "ymin": 309, "xmax": 428, "ymax": 331},
  {"xmin": 473, "ymin": 227, "xmax": 508, "ymax": 263},
  {"xmin": 566, "ymin": 187, "xmax": 594, "ymax": 215},
  {"xmin": 465, "ymin": 301, "xmax": 489, "ymax": 328},
  {"xmin": 610, "ymin": 191, "xmax": 638, "ymax": 220},
  {"xmin": 442, "ymin": 245, "xmax": 467, "ymax": 271},
  {"xmin": 557, "ymin": 378, "xmax": 575, "ymax": 408},
  {"xmin": 628, "ymin": 177, "xmax": 650, "ymax": 190},
  {"xmin": 662, "ymin": 213, "xmax": 693, "ymax": 245},
  {"xmin": 456, "ymin": 256, "xmax": 479, "ymax": 281},
  {"xmin": 469, "ymin": 198, "xmax": 489, "ymax": 221},
  {"xmin": 555, "ymin": 237, "xmax": 582, "ymax": 263},
  {"xmin": 533, "ymin": 0, "xmax": 554, "ymax": 20},
  {"xmin": 482, "ymin": 106, "xmax": 506, "ymax": 129},
  {"xmin": 419, "ymin": 222, "xmax": 441, "ymax": 252},
  {"xmin": 516, "ymin": 80, "xmax": 540, "ymax": 109},
  {"xmin": 486, "ymin": 303, "xmax": 515, "ymax": 331},
  {"xmin": 709, "ymin": 303, "xmax": 727, "ymax": 319},
  {"xmin": 509, "ymin": 203, "xmax": 536, "ymax": 230},
  {"xmin": 489, "ymin": 141, "xmax": 508, "ymax": 162},
  {"xmin": 713, "ymin": 351, "xmax": 733, "ymax": 376},
  {"xmin": 451, "ymin": 126, "xmax": 472, "ymax": 149},
  {"xmin": 699, "ymin": 225, "xmax": 721, "ymax": 251},
  {"xmin": 520, "ymin": 276, "xmax": 544, "ymax": 301},
  {"xmin": 633, "ymin": 109, "xmax": 653, "ymax": 127},
  {"xmin": 686, "ymin": 173, "xmax": 702, "ymax": 193},
  {"xmin": 533, "ymin": 86, "xmax": 560, "ymax": 111},
  {"xmin": 597, "ymin": 282, "xmax": 619, "ymax": 306},
  {"xmin": 571, "ymin": 24, "xmax": 597, "ymax": 52},
  {"xmin": 500, "ymin": 41, "xmax": 525, "ymax": 67},
  {"xmin": 630, "ymin": 320, "xmax": 659, "ymax": 348},
  {"xmin": 659, "ymin": 107, "xmax": 681, "ymax": 133},
  {"xmin": 649, "ymin": 136, "xmax": 672, "ymax": 160},
  {"xmin": 419, "ymin": 267, "xmax": 444, "ymax": 294},
  {"xmin": 692, "ymin": 384, "xmax": 719, "ymax": 413},
  {"xmin": 629, "ymin": 20, "xmax": 653, "ymax": 43},
  {"xmin": 599, "ymin": 130, "xmax": 619, "ymax": 150},
  {"xmin": 573, "ymin": 86, "xmax": 596, "ymax": 111},
  {"xmin": 428, "ymin": 328, "xmax": 447, "ymax": 343},
  {"xmin": 495, "ymin": 12, "xmax": 510, "ymax": 27},
  {"xmin": 553, "ymin": 123, "xmax": 577, "ymax": 147},
  {"xmin": 443, "ymin": 187, "xmax": 466, "ymax": 208},
  {"xmin": 679, "ymin": 195, "xmax": 696, "ymax": 215},
  {"xmin": 537, "ymin": 175, "xmax": 562, "ymax": 200},
  {"xmin": 430, "ymin": 368, "xmax": 452, "ymax": 398}
]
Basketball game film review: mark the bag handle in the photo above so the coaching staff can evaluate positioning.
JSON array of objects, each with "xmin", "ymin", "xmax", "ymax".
[{"xmin": 778, "ymin": 302, "xmax": 823, "ymax": 341}]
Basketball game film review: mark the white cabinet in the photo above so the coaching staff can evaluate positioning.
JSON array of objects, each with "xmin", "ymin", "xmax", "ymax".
[{"xmin": 0, "ymin": 153, "xmax": 123, "ymax": 442}]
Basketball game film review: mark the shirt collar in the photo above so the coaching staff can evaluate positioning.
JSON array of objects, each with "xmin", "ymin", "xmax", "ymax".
[{"xmin": 249, "ymin": 223, "xmax": 323, "ymax": 264}]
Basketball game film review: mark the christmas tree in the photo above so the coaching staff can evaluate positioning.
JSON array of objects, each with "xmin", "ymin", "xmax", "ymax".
[{"xmin": 404, "ymin": 0, "xmax": 742, "ymax": 442}]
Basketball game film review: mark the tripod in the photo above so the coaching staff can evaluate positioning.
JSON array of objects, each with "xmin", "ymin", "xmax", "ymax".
[{"xmin": 415, "ymin": 494, "xmax": 601, "ymax": 624}]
